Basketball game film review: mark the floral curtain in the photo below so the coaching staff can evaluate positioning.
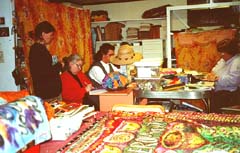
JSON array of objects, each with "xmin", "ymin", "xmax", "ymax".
[
  {"xmin": 15, "ymin": 0, "xmax": 93, "ymax": 92},
  {"xmin": 174, "ymin": 29, "xmax": 237, "ymax": 72}
]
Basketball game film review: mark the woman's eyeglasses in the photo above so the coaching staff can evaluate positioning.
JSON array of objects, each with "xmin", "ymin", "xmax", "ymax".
[{"xmin": 75, "ymin": 63, "xmax": 82, "ymax": 69}]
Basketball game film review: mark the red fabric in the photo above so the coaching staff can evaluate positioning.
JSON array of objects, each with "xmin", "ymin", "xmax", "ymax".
[
  {"xmin": 0, "ymin": 90, "xmax": 29, "ymax": 102},
  {"xmin": 61, "ymin": 71, "xmax": 92, "ymax": 104},
  {"xmin": 23, "ymin": 144, "xmax": 40, "ymax": 153}
]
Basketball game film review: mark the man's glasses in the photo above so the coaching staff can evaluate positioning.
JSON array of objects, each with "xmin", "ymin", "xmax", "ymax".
[{"xmin": 107, "ymin": 53, "xmax": 114, "ymax": 57}]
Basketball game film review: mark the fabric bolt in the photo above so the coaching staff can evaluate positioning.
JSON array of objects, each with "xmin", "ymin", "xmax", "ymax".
[
  {"xmin": 212, "ymin": 54, "xmax": 240, "ymax": 92},
  {"xmin": 61, "ymin": 71, "xmax": 92, "ymax": 104},
  {"xmin": 29, "ymin": 43, "xmax": 62, "ymax": 100},
  {"xmin": 0, "ymin": 95, "xmax": 51, "ymax": 152},
  {"xmin": 88, "ymin": 61, "xmax": 119, "ymax": 87}
]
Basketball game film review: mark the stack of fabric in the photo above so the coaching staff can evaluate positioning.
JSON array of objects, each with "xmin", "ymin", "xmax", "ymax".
[
  {"xmin": 50, "ymin": 105, "xmax": 95, "ymax": 140},
  {"xmin": 126, "ymin": 27, "xmax": 139, "ymax": 40},
  {"xmin": 104, "ymin": 22, "xmax": 125, "ymax": 40},
  {"xmin": 139, "ymin": 23, "xmax": 151, "ymax": 31},
  {"xmin": 138, "ymin": 23, "xmax": 152, "ymax": 39},
  {"xmin": 91, "ymin": 10, "xmax": 109, "ymax": 22}
]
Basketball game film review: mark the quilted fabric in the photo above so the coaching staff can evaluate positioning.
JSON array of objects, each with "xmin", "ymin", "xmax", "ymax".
[
  {"xmin": 0, "ymin": 95, "xmax": 51, "ymax": 152},
  {"xmin": 102, "ymin": 72, "xmax": 128, "ymax": 90}
]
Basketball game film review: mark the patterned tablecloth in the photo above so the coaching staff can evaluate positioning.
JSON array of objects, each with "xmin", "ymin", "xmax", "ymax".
[{"xmin": 40, "ymin": 111, "xmax": 240, "ymax": 153}]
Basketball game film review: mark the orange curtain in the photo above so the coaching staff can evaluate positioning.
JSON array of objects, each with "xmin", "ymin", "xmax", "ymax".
[
  {"xmin": 174, "ymin": 29, "xmax": 236, "ymax": 72},
  {"xmin": 15, "ymin": 0, "xmax": 93, "ymax": 91}
]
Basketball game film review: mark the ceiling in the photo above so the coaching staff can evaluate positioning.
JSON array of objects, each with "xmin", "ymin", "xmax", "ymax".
[{"xmin": 47, "ymin": 0, "xmax": 144, "ymax": 6}]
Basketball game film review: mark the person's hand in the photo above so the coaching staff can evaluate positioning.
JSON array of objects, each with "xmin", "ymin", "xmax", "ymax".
[
  {"xmin": 206, "ymin": 72, "xmax": 218, "ymax": 82},
  {"xmin": 85, "ymin": 84, "xmax": 93, "ymax": 92}
]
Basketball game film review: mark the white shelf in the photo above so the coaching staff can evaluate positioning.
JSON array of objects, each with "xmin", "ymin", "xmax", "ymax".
[
  {"xmin": 92, "ymin": 17, "xmax": 166, "ymax": 59},
  {"xmin": 91, "ymin": 17, "xmax": 165, "ymax": 24},
  {"xmin": 95, "ymin": 38, "xmax": 164, "ymax": 44}
]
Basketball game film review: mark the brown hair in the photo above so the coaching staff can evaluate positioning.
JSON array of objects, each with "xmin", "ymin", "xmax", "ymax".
[
  {"xmin": 94, "ymin": 43, "xmax": 115, "ymax": 62},
  {"xmin": 34, "ymin": 21, "xmax": 55, "ymax": 40},
  {"xmin": 217, "ymin": 38, "xmax": 239, "ymax": 55}
]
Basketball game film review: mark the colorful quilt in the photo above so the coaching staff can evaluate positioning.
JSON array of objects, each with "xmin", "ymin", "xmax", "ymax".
[
  {"xmin": 60, "ymin": 111, "xmax": 240, "ymax": 153},
  {"xmin": 0, "ymin": 95, "xmax": 51, "ymax": 152}
]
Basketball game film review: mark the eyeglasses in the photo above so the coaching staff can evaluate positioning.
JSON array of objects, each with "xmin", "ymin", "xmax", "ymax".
[
  {"xmin": 107, "ymin": 53, "xmax": 114, "ymax": 57},
  {"xmin": 75, "ymin": 63, "xmax": 82, "ymax": 69}
]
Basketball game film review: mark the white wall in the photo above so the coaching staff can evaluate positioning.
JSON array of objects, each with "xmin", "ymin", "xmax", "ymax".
[
  {"xmin": 83, "ymin": 0, "xmax": 188, "ymax": 61},
  {"xmin": 0, "ymin": 0, "xmax": 18, "ymax": 91},
  {"xmin": 84, "ymin": 0, "xmax": 188, "ymax": 30}
]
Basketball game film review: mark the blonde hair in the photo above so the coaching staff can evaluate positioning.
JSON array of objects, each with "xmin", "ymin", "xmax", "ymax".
[{"xmin": 67, "ymin": 53, "xmax": 83, "ymax": 63}]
